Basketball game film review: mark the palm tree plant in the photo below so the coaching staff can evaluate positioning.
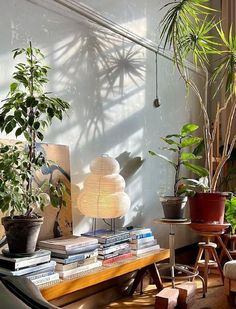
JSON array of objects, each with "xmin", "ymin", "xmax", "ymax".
[
  {"xmin": 160, "ymin": 0, "xmax": 236, "ymax": 224},
  {"xmin": 0, "ymin": 42, "xmax": 70, "ymax": 253}
]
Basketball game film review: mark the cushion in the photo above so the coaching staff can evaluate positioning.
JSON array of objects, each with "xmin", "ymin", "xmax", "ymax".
[{"xmin": 223, "ymin": 261, "xmax": 236, "ymax": 279}]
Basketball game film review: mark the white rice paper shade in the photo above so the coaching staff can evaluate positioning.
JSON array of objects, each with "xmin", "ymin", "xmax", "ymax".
[{"xmin": 78, "ymin": 155, "xmax": 130, "ymax": 218}]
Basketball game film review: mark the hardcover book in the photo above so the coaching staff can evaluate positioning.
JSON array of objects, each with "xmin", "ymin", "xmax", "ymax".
[
  {"xmin": 0, "ymin": 260, "xmax": 56, "ymax": 276},
  {"xmin": 132, "ymin": 244, "xmax": 160, "ymax": 256},
  {"xmin": 82, "ymin": 230, "xmax": 130, "ymax": 244},
  {"xmin": 130, "ymin": 236, "xmax": 154, "ymax": 244},
  {"xmin": 48, "ymin": 243, "xmax": 99, "ymax": 256},
  {"xmin": 99, "ymin": 248, "xmax": 131, "ymax": 260},
  {"xmin": 57, "ymin": 260, "xmax": 102, "ymax": 278},
  {"xmin": 51, "ymin": 249, "xmax": 98, "ymax": 265},
  {"xmin": 38, "ymin": 235, "xmax": 98, "ymax": 251},
  {"xmin": 102, "ymin": 252, "xmax": 133, "ymax": 265},
  {"xmin": 0, "ymin": 249, "xmax": 51, "ymax": 270},
  {"xmin": 98, "ymin": 242, "xmax": 129, "ymax": 255},
  {"xmin": 130, "ymin": 239, "xmax": 158, "ymax": 250},
  {"xmin": 55, "ymin": 256, "xmax": 98, "ymax": 271},
  {"xmin": 131, "ymin": 232, "xmax": 153, "ymax": 240},
  {"xmin": 31, "ymin": 272, "xmax": 60, "ymax": 286}
]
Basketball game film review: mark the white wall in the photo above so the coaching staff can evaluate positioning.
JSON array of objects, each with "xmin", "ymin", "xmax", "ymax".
[{"xmin": 0, "ymin": 0, "xmax": 204, "ymax": 248}]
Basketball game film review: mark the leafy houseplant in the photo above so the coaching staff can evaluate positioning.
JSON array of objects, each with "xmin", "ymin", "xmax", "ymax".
[
  {"xmin": 149, "ymin": 123, "xmax": 208, "ymax": 219},
  {"xmin": 0, "ymin": 43, "xmax": 70, "ymax": 254},
  {"xmin": 160, "ymin": 0, "xmax": 236, "ymax": 224},
  {"xmin": 225, "ymin": 196, "xmax": 236, "ymax": 235}
]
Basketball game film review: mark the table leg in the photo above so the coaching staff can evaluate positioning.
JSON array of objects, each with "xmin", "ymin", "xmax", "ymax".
[
  {"xmin": 169, "ymin": 224, "xmax": 176, "ymax": 288},
  {"xmin": 129, "ymin": 267, "xmax": 147, "ymax": 296}
]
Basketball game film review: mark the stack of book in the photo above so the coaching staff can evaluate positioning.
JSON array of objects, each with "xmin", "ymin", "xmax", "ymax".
[
  {"xmin": 129, "ymin": 228, "xmax": 160, "ymax": 255},
  {"xmin": 0, "ymin": 249, "xmax": 59, "ymax": 286},
  {"xmin": 83, "ymin": 229, "xmax": 132, "ymax": 265},
  {"xmin": 38, "ymin": 235, "xmax": 102, "ymax": 279}
]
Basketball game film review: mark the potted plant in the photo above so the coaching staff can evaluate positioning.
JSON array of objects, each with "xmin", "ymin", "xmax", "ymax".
[
  {"xmin": 149, "ymin": 123, "xmax": 208, "ymax": 219},
  {"xmin": 0, "ymin": 42, "xmax": 70, "ymax": 254},
  {"xmin": 160, "ymin": 0, "xmax": 236, "ymax": 224}
]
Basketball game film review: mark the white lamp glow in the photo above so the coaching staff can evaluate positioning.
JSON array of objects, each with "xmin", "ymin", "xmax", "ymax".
[{"xmin": 78, "ymin": 155, "xmax": 130, "ymax": 218}]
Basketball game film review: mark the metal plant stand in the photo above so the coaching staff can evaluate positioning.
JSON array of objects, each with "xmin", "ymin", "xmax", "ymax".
[{"xmin": 153, "ymin": 218, "xmax": 206, "ymax": 297}]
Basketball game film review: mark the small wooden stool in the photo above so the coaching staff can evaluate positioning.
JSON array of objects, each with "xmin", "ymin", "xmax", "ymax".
[
  {"xmin": 220, "ymin": 234, "xmax": 236, "ymax": 262},
  {"xmin": 194, "ymin": 241, "xmax": 224, "ymax": 292}
]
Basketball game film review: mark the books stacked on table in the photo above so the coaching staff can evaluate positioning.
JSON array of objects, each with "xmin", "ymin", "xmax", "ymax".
[
  {"xmin": 0, "ymin": 249, "xmax": 59, "ymax": 286},
  {"xmin": 129, "ymin": 228, "xmax": 160, "ymax": 256},
  {"xmin": 38, "ymin": 235, "xmax": 102, "ymax": 279},
  {"xmin": 83, "ymin": 229, "xmax": 132, "ymax": 265}
]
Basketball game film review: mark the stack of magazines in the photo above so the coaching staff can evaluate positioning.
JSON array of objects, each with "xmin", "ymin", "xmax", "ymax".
[
  {"xmin": 129, "ymin": 228, "xmax": 160, "ymax": 255},
  {"xmin": 38, "ymin": 235, "xmax": 102, "ymax": 279},
  {"xmin": 83, "ymin": 229, "xmax": 132, "ymax": 265},
  {"xmin": 0, "ymin": 249, "xmax": 59, "ymax": 286}
]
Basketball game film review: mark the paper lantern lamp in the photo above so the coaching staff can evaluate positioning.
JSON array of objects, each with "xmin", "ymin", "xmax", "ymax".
[{"xmin": 78, "ymin": 155, "xmax": 130, "ymax": 218}]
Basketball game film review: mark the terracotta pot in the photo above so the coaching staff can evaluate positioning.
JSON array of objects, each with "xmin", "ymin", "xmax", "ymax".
[
  {"xmin": 160, "ymin": 196, "xmax": 187, "ymax": 219},
  {"xmin": 188, "ymin": 192, "xmax": 227, "ymax": 224},
  {"xmin": 1, "ymin": 216, "xmax": 44, "ymax": 254}
]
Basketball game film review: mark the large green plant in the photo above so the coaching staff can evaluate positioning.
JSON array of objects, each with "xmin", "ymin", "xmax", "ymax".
[
  {"xmin": 0, "ymin": 43, "xmax": 70, "ymax": 217},
  {"xmin": 160, "ymin": 0, "xmax": 236, "ymax": 192},
  {"xmin": 149, "ymin": 123, "xmax": 208, "ymax": 196},
  {"xmin": 225, "ymin": 196, "xmax": 236, "ymax": 234}
]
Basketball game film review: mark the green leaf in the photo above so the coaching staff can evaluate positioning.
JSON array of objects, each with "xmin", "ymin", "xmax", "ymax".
[
  {"xmin": 181, "ymin": 123, "xmax": 199, "ymax": 135},
  {"xmin": 161, "ymin": 137, "xmax": 180, "ymax": 146},
  {"xmin": 181, "ymin": 137, "xmax": 202, "ymax": 148},
  {"xmin": 180, "ymin": 152, "xmax": 202, "ymax": 161},
  {"xmin": 10, "ymin": 82, "xmax": 18, "ymax": 93},
  {"xmin": 153, "ymin": 153, "xmax": 177, "ymax": 168},
  {"xmin": 183, "ymin": 162, "xmax": 209, "ymax": 177}
]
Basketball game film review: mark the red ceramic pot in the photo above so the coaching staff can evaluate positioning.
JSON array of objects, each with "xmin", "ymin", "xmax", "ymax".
[{"xmin": 188, "ymin": 192, "xmax": 227, "ymax": 224}]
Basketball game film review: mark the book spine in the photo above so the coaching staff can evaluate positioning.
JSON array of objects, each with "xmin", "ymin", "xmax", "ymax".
[
  {"xmin": 102, "ymin": 252, "xmax": 133, "ymax": 265},
  {"xmin": 129, "ymin": 228, "xmax": 151, "ymax": 235},
  {"xmin": 26, "ymin": 270, "xmax": 54, "ymax": 280},
  {"xmin": 99, "ymin": 239, "xmax": 129, "ymax": 249},
  {"xmin": 14, "ymin": 255, "xmax": 51, "ymax": 269},
  {"xmin": 99, "ymin": 234, "xmax": 130, "ymax": 244},
  {"xmin": 98, "ymin": 243, "xmax": 129, "ymax": 255},
  {"xmin": 55, "ymin": 256, "xmax": 98, "ymax": 271},
  {"xmin": 52, "ymin": 250, "xmax": 98, "ymax": 264},
  {"xmin": 130, "ymin": 239, "xmax": 157, "ymax": 250},
  {"xmin": 130, "ymin": 236, "xmax": 154, "ymax": 244},
  {"xmin": 59, "ymin": 261, "xmax": 102, "ymax": 278},
  {"xmin": 132, "ymin": 244, "xmax": 160, "ymax": 255},
  {"xmin": 31, "ymin": 273, "xmax": 60, "ymax": 286},
  {"xmin": 99, "ymin": 248, "xmax": 131, "ymax": 260},
  {"xmin": 131, "ymin": 232, "xmax": 153, "ymax": 240}
]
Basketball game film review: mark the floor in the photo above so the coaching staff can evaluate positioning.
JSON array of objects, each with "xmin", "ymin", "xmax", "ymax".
[{"xmin": 104, "ymin": 273, "xmax": 231, "ymax": 309}]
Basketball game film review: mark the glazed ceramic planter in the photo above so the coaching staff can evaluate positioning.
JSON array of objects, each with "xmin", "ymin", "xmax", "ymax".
[{"xmin": 188, "ymin": 192, "xmax": 227, "ymax": 224}]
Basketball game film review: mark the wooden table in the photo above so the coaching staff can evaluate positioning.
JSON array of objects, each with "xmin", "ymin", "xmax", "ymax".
[{"xmin": 41, "ymin": 248, "xmax": 170, "ymax": 301}]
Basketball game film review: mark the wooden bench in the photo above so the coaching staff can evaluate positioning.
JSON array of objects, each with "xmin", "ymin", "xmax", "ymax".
[{"xmin": 41, "ymin": 248, "xmax": 170, "ymax": 301}]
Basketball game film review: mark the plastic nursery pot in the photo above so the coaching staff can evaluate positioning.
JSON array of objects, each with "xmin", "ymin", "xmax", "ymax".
[
  {"xmin": 188, "ymin": 192, "xmax": 227, "ymax": 224},
  {"xmin": 1, "ymin": 216, "xmax": 44, "ymax": 254},
  {"xmin": 160, "ymin": 196, "xmax": 187, "ymax": 219}
]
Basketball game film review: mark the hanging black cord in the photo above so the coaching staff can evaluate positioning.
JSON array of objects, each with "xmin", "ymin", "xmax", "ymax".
[{"xmin": 153, "ymin": 51, "xmax": 160, "ymax": 108}]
